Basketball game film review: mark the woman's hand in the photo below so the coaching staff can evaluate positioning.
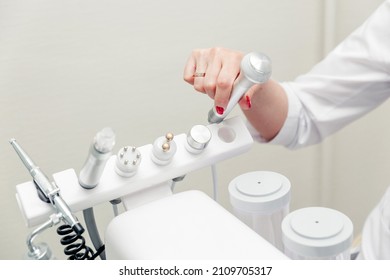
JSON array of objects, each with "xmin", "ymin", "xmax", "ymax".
[
  {"xmin": 183, "ymin": 47, "xmax": 250, "ymax": 115},
  {"xmin": 184, "ymin": 47, "xmax": 287, "ymax": 141}
]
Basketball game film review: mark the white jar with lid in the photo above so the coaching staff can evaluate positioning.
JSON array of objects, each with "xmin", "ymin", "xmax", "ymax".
[
  {"xmin": 228, "ymin": 171, "xmax": 291, "ymax": 251},
  {"xmin": 282, "ymin": 207, "xmax": 353, "ymax": 259}
]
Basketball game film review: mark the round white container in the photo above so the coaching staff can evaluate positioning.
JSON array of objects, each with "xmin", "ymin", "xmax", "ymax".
[
  {"xmin": 282, "ymin": 207, "xmax": 353, "ymax": 259},
  {"xmin": 228, "ymin": 171, "xmax": 291, "ymax": 251}
]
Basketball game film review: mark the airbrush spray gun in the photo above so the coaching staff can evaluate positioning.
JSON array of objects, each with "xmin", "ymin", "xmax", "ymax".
[
  {"xmin": 10, "ymin": 139, "xmax": 84, "ymax": 235},
  {"xmin": 208, "ymin": 52, "xmax": 272, "ymax": 124},
  {"xmin": 10, "ymin": 138, "xmax": 86, "ymax": 259}
]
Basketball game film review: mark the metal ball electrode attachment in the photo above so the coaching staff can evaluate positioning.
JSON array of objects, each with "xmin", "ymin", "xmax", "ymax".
[
  {"xmin": 151, "ymin": 132, "xmax": 177, "ymax": 165},
  {"xmin": 115, "ymin": 146, "xmax": 142, "ymax": 177}
]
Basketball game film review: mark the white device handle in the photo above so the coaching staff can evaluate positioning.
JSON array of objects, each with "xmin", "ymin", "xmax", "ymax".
[{"xmin": 208, "ymin": 52, "xmax": 272, "ymax": 124}]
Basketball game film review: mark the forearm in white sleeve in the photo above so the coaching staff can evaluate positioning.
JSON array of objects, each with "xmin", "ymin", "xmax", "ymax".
[{"xmin": 264, "ymin": 0, "xmax": 390, "ymax": 149}]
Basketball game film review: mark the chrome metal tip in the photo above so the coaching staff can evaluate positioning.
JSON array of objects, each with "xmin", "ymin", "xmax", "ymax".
[{"xmin": 208, "ymin": 109, "xmax": 224, "ymax": 124}]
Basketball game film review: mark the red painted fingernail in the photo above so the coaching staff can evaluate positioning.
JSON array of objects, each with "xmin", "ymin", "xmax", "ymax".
[
  {"xmin": 246, "ymin": 95, "xmax": 252, "ymax": 109},
  {"xmin": 216, "ymin": 106, "xmax": 224, "ymax": 115}
]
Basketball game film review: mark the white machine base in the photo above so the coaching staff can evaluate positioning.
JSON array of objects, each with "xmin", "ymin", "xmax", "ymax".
[{"xmin": 105, "ymin": 190, "xmax": 288, "ymax": 259}]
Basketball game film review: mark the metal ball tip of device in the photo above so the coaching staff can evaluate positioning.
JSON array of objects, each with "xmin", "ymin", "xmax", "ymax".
[{"xmin": 151, "ymin": 132, "xmax": 177, "ymax": 165}]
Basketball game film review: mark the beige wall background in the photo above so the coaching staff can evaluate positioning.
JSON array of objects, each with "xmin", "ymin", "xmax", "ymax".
[{"xmin": 0, "ymin": 0, "xmax": 387, "ymax": 259}]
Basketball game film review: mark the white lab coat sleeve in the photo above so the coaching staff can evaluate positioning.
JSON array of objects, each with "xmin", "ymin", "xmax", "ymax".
[
  {"xmin": 252, "ymin": 0, "xmax": 390, "ymax": 149},
  {"xmin": 359, "ymin": 186, "xmax": 390, "ymax": 259}
]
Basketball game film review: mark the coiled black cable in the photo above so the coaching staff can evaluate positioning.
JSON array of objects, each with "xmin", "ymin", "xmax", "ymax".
[{"xmin": 57, "ymin": 224, "xmax": 104, "ymax": 260}]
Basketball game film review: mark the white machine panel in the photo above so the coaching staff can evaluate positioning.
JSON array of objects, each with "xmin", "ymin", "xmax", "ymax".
[{"xmin": 15, "ymin": 117, "xmax": 254, "ymax": 227}]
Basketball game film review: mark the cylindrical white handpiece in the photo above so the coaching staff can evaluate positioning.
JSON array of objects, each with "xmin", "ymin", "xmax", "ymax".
[
  {"xmin": 79, "ymin": 127, "xmax": 116, "ymax": 189},
  {"xmin": 208, "ymin": 52, "xmax": 272, "ymax": 124}
]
